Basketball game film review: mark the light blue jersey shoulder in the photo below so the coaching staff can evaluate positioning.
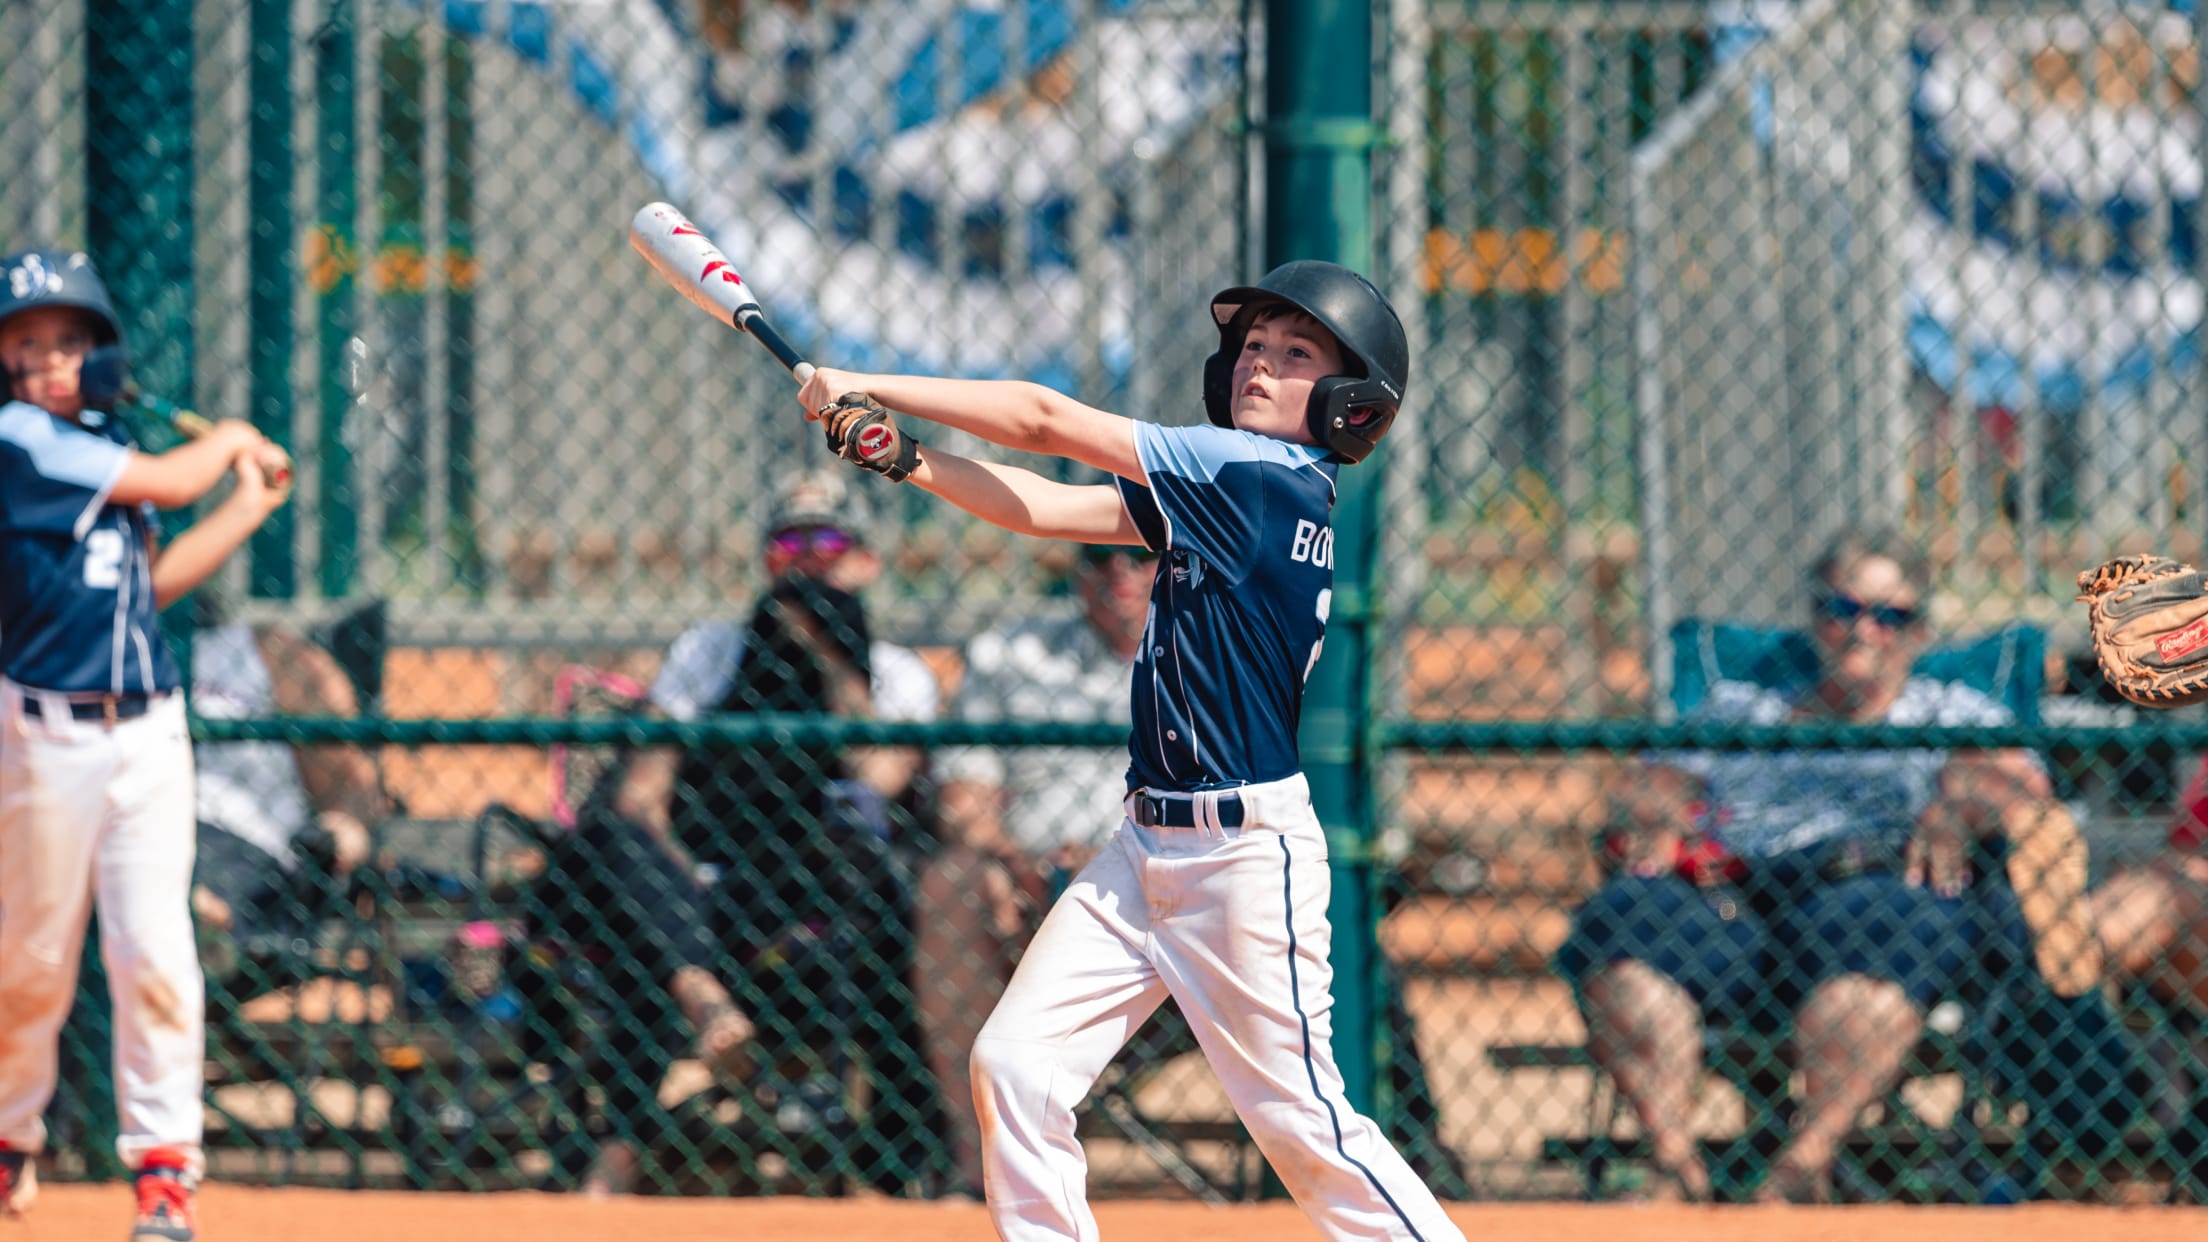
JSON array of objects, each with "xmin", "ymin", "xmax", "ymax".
[
  {"xmin": 0, "ymin": 401, "xmax": 176, "ymax": 694},
  {"xmin": 1111, "ymin": 422, "xmax": 1339, "ymax": 791},
  {"xmin": 0, "ymin": 400, "xmax": 131, "ymax": 533},
  {"xmin": 1121, "ymin": 422, "xmax": 1335, "ymax": 583}
]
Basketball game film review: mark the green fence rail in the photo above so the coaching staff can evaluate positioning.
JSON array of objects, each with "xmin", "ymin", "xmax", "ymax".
[{"xmin": 181, "ymin": 717, "xmax": 2208, "ymax": 754}]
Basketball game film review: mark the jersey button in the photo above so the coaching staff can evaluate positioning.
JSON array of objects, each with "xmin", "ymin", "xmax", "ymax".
[
  {"xmin": 1167, "ymin": 730, "xmax": 1179, "ymax": 741},
  {"xmin": 1152, "ymin": 646, "xmax": 1163, "ymax": 657}
]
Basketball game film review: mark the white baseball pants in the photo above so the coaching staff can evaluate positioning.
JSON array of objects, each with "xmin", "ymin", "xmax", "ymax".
[
  {"xmin": 0, "ymin": 680, "xmax": 204, "ymax": 1177},
  {"xmin": 970, "ymin": 773, "xmax": 1463, "ymax": 1241}
]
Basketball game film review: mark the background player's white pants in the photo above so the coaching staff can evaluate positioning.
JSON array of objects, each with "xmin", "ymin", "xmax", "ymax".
[
  {"xmin": 970, "ymin": 774, "xmax": 1463, "ymax": 1242},
  {"xmin": 0, "ymin": 681, "xmax": 204, "ymax": 1177}
]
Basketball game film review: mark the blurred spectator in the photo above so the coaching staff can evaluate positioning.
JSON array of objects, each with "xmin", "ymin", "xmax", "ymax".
[
  {"xmin": 611, "ymin": 468, "xmax": 950, "ymax": 1195},
  {"xmin": 517, "ymin": 788, "xmax": 757, "ymax": 1199},
  {"xmin": 188, "ymin": 606, "xmax": 386, "ymax": 994},
  {"xmin": 2092, "ymin": 759, "xmax": 2208, "ymax": 1195},
  {"xmin": 187, "ymin": 598, "xmax": 760, "ymax": 1200},
  {"xmin": 634, "ymin": 469, "xmax": 940, "ymax": 858},
  {"xmin": 1554, "ymin": 527, "xmax": 2087, "ymax": 1202},
  {"xmin": 2094, "ymin": 756, "xmax": 2208, "ymax": 1016}
]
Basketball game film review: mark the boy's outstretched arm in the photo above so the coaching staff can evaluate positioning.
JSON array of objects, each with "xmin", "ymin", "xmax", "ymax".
[
  {"xmin": 795, "ymin": 368, "xmax": 1141, "ymax": 482},
  {"xmin": 908, "ymin": 443, "xmax": 1145, "ymax": 546},
  {"xmin": 110, "ymin": 417, "xmax": 266, "ymax": 509}
]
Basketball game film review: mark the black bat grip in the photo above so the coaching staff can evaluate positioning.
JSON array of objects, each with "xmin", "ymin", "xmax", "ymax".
[{"xmin": 737, "ymin": 307, "xmax": 814, "ymax": 383}]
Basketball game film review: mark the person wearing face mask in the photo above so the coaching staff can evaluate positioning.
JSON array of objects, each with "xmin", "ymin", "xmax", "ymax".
[
  {"xmin": 1555, "ymin": 527, "xmax": 2111, "ymax": 1203},
  {"xmin": 591, "ymin": 468, "xmax": 949, "ymax": 1196}
]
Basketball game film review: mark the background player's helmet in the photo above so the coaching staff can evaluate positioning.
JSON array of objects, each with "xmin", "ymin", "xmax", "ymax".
[
  {"xmin": 1202, "ymin": 259, "xmax": 1409, "ymax": 464},
  {"xmin": 0, "ymin": 247, "xmax": 130, "ymax": 406}
]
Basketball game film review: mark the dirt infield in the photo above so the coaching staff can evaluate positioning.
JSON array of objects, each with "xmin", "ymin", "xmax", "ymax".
[{"xmin": 12, "ymin": 1186, "xmax": 2207, "ymax": 1242}]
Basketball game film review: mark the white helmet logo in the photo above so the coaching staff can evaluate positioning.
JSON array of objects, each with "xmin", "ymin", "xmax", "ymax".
[{"xmin": 7, "ymin": 254, "xmax": 65, "ymax": 299}]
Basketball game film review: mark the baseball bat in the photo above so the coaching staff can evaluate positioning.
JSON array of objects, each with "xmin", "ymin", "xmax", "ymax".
[
  {"xmin": 120, "ymin": 384, "xmax": 293, "ymax": 490},
  {"xmin": 627, "ymin": 201, "xmax": 815, "ymax": 384}
]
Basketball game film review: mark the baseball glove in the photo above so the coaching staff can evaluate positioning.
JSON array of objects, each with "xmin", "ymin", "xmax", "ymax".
[
  {"xmin": 2076, "ymin": 554, "xmax": 2208, "ymax": 707},
  {"xmin": 820, "ymin": 392, "xmax": 921, "ymax": 482}
]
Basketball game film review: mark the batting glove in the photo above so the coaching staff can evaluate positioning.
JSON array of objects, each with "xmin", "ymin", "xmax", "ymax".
[{"xmin": 822, "ymin": 392, "xmax": 922, "ymax": 482}]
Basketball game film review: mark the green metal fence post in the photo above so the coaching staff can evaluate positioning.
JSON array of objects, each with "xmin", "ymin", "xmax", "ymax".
[
  {"xmin": 442, "ymin": 36, "xmax": 484, "ymax": 593},
  {"xmin": 83, "ymin": 0, "xmax": 196, "ymax": 1181},
  {"xmin": 250, "ymin": 0, "xmax": 297, "ymax": 597},
  {"xmin": 85, "ymin": 0, "xmax": 195, "ymax": 410},
  {"xmin": 86, "ymin": 0, "xmax": 197, "ymax": 634},
  {"xmin": 315, "ymin": 1, "xmax": 360, "ymax": 599},
  {"xmin": 1266, "ymin": 0, "xmax": 1384, "ymax": 1117}
]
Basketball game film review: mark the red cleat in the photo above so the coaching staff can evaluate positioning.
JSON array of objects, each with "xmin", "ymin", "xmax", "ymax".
[
  {"xmin": 0, "ymin": 1145, "xmax": 37, "ymax": 1217},
  {"xmin": 129, "ymin": 1148, "xmax": 196, "ymax": 1241}
]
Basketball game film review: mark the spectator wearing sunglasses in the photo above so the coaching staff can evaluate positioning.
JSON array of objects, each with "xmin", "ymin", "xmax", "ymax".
[
  {"xmin": 593, "ymin": 469, "xmax": 950, "ymax": 1196},
  {"xmin": 1555, "ymin": 527, "xmax": 2074, "ymax": 1203},
  {"xmin": 649, "ymin": 472, "xmax": 936, "ymax": 730}
]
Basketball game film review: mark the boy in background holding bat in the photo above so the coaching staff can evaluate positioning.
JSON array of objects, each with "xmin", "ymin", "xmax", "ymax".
[
  {"xmin": 0, "ymin": 247, "xmax": 291, "ymax": 1242},
  {"xmin": 793, "ymin": 261, "xmax": 1464, "ymax": 1242}
]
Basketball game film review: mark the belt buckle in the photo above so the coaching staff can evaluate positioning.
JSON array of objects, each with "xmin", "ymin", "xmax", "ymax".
[{"xmin": 1138, "ymin": 794, "xmax": 1162, "ymax": 828}]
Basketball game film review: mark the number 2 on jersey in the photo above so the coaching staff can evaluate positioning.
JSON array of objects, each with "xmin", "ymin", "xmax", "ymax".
[
  {"xmin": 83, "ymin": 528, "xmax": 125, "ymax": 589},
  {"xmin": 1303, "ymin": 588, "xmax": 1332, "ymax": 683}
]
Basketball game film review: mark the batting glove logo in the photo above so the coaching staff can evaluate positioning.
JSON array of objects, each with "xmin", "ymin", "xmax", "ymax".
[{"xmin": 856, "ymin": 423, "xmax": 896, "ymax": 463}]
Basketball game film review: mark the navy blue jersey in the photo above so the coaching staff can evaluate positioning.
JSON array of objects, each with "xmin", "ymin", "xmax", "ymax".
[
  {"xmin": 1113, "ymin": 422, "xmax": 1338, "ymax": 792},
  {"xmin": 0, "ymin": 400, "xmax": 177, "ymax": 694}
]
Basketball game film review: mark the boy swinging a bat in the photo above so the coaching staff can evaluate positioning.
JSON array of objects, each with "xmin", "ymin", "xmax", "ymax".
[
  {"xmin": 0, "ymin": 246, "xmax": 290, "ymax": 1241},
  {"xmin": 791, "ymin": 262, "xmax": 1464, "ymax": 1242}
]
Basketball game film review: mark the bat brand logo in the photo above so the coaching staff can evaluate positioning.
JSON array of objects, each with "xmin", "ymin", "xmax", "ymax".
[
  {"xmin": 671, "ymin": 222, "xmax": 703, "ymax": 237},
  {"xmin": 699, "ymin": 260, "xmax": 745, "ymax": 287},
  {"xmin": 856, "ymin": 424, "xmax": 895, "ymax": 460}
]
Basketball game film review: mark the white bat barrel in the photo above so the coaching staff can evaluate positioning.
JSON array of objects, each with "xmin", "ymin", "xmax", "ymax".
[{"xmin": 628, "ymin": 202, "xmax": 814, "ymax": 382}]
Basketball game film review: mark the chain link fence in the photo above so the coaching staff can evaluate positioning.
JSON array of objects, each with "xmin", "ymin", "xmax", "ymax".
[{"xmin": 6, "ymin": 0, "xmax": 2207, "ymax": 1207}]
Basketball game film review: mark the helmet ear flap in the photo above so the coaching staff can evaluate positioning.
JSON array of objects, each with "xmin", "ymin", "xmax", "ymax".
[
  {"xmin": 1328, "ymin": 404, "xmax": 1397, "ymax": 464},
  {"xmin": 1305, "ymin": 375, "xmax": 1399, "ymax": 464},
  {"xmin": 1203, "ymin": 302, "xmax": 1268, "ymax": 430},
  {"xmin": 1201, "ymin": 347, "xmax": 1236, "ymax": 429}
]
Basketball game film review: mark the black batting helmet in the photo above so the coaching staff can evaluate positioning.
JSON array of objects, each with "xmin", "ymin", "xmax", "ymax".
[
  {"xmin": 0, "ymin": 248, "xmax": 130, "ymax": 406},
  {"xmin": 1201, "ymin": 260, "xmax": 1408, "ymax": 464}
]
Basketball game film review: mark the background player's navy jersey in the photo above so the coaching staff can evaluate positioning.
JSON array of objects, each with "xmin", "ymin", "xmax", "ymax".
[
  {"xmin": 1114, "ymin": 422, "xmax": 1338, "ymax": 792},
  {"xmin": 0, "ymin": 400, "xmax": 177, "ymax": 695}
]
